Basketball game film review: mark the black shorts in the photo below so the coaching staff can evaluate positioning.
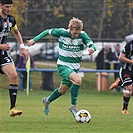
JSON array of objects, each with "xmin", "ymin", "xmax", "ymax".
[
  {"xmin": 119, "ymin": 68, "xmax": 133, "ymax": 87},
  {"xmin": 0, "ymin": 53, "xmax": 14, "ymax": 74}
]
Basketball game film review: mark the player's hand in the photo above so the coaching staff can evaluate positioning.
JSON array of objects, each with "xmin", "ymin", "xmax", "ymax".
[
  {"xmin": 0, "ymin": 44, "xmax": 10, "ymax": 51},
  {"xmin": 88, "ymin": 48, "xmax": 94, "ymax": 55},
  {"xmin": 26, "ymin": 39, "xmax": 35, "ymax": 47},
  {"xmin": 20, "ymin": 48, "xmax": 29, "ymax": 61}
]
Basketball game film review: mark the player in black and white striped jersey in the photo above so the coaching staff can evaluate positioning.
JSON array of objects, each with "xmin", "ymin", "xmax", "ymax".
[{"xmin": 0, "ymin": 0, "xmax": 28, "ymax": 117}]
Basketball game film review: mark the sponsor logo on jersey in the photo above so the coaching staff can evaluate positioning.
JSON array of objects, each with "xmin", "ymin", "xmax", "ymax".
[{"xmin": 63, "ymin": 44, "xmax": 80, "ymax": 49}]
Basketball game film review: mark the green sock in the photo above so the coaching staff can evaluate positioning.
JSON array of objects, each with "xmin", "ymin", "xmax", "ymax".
[
  {"xmin": 70, "ymin": 84, "xmax": 80, "ymax": 105},
  {"xmin": 48, "ymin": 88, "xmax": 62, "ymax": 103}
]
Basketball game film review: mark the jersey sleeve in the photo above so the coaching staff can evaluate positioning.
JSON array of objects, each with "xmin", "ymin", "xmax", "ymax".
[
  {"xmin": 8, "ymin": 15, "xmax": 18, "ymax": 31},
  {"xmin": 12, "ymin": 24, "xmax": 18, "ymax": 30},
  {"xmin": 50, "ymin": 28, "xmax": 63, "ymax": 37},
  {"xmin": 81, "ymin": 32, "xmax": 96, "ymax": 51},
  {"xmin": 9, "ymin": 15, "xmax": 16, "ymax": 28},
  {"xmin": 33, "ymin": 29, "xmax": 50, "ymax": 42},
  {"xmin": 33, "ymin": 28, "xmax": 62, "ymax": 42},
  {"xmin": 121, "ymin": 43, "xmax": 129, "ymax": 55}
]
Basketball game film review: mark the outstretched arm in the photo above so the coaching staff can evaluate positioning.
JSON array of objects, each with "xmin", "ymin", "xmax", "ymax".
[{"xmin": 27, "ymin": 29, "xmax": 50, "ymax": 47}]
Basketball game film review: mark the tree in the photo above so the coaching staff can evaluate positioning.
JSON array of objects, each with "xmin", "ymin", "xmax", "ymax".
[
  {"xmin": 9, "ymin": 0, "xmax": 133, "ymax": 40},
  {"xmin": 102, "ymin": 0, "xmax": 133, "ymax": 39},
  {"xmin": 10, "ymin": 0, "xmax": 28, "ymax": 34}
]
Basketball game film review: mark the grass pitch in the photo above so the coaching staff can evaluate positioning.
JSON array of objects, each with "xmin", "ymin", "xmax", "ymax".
[{"xmin": 0, "ymin": 89, "xmax": 132, "ymax": 133}]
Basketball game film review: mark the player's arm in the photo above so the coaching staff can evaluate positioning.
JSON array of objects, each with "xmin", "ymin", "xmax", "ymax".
[
  {"xmin": 82, "ymin": 32, "xmax": 96, "ymax": 55},
  {"xmin": 13, "ymin": 25, "xmax": 24, "ymax": 46},
  {"xmin": 119, "ymin": 53, "xmax": 133, "ymax": 64},
  {"xmin": 27, "ymin": 29, "xmax": 50, "ymax": 47},
  {"xmin": 13, "ymin": 24, "xmax": 28, "ymax": 60},
  {"xmin": 27, "ymin": 28, "xmax": 61, "ymax": 47}
]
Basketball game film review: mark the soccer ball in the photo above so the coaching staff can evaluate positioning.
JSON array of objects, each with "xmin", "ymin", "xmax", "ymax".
[{"xmin": 75, "ymin": 109, "xmax": 91, "ymax": 123}]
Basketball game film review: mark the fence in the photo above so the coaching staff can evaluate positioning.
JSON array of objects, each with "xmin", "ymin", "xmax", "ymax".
[{"xmin": 17, "ymin": 68, "xmax": 119, "ymax": 92}]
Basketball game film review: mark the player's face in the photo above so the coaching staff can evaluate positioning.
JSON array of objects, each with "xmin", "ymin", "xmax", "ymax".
[
  {"xmin": 70, "ymin": 28, "xmax": 81, "ymax": 38},
  {"xmin": 1, "ymin": 4, "xmax": 12, "ymax": 15}
]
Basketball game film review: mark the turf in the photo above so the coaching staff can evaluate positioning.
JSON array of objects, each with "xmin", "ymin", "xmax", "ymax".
[{"xmin": 0, "ymin": 89, "xmax": 132, "ymax": 133}]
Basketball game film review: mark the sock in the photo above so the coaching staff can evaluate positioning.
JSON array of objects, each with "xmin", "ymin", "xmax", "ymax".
[
  {"xmin": 122, "ymin": 96, "xmax": 130, "ymax": 110},
  {"xmin": 70, "ymin": 84, "xmax": 80, "ymax": 105},
  {"xmin": 9, "ymin": 84, "xmax": 18, "ymax": 110},
  {"xmin": 48, "ymin": 88, "xmax": 62, "ymax": 103}
]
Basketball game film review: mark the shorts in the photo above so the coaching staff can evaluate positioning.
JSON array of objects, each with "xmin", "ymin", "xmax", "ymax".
[
  {"xmin": 0, "ymin": 53, "xmax": 14, "ymax": 74},
  {"xmin": 119, "ymin": 68, "xmax": 133, "ymax": 87},
  {"xmin": 57, "ymin": 65, "xmax": 78, "ymax": 87}
]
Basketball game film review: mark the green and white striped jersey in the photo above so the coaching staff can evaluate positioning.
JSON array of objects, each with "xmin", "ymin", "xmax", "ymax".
[{"xmin": 34, "ymin": 28, "xmax": 96, "ymax": 70}]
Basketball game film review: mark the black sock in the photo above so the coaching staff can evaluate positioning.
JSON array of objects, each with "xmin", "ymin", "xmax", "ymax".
[
  {"xmin": 9, "ymin": 84, "xmax": 18, "ymax": 110},
  {"xmin": 122, "ymin": 96, "xmax": 130, "ymax": 110}
]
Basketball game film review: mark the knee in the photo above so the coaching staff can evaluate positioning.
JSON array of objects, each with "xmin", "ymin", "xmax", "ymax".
[
  {"xmin": 9, "ymin": 72, "xmax": 18, "ymax": 80},
  {"xmin": 58, "ymin": 88, "xmax": 68, "ymax": 95},
  {"xmin": 126, "ymin": 85, "xmax": 132, "ymax": 92},
  {"xmin": 73, "ymin": 76, "xmax": 82, "ymax": 85},
  {"xmin": 124, "ymin": 85, "xmax": 132, "ymax": 96}
]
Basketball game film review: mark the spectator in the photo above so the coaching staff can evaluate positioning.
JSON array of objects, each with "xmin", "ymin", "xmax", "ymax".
[
  {"xmin": 17, "ymin": 54, "xmax": 34, "ymax": 91},
  {"xmin": 95, "ymin": 44, "xmax": 113, "ymax": 69}
]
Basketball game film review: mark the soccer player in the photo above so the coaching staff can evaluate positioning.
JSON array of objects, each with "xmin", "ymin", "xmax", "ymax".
[
  {"xmin": 110, "ymin": 40, "xmax": 133, "ymax": 114},
  {"xmin": 0, "ymin": 0, "xmax": 28, "ymax": 116},
  {"xmin": 27, "ymin": 17, "xmax": 96, "ymax": 117}
]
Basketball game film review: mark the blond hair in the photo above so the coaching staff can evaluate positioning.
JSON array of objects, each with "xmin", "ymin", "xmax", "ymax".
[{"xmin": 68, "ymin": 17, "xmax": 83, "ymax": 30}]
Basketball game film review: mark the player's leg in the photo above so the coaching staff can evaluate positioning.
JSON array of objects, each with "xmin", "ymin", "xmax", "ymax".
[
  {"xmin": 120, "ymin": 69, "xmax": 132, "ymax": 114},
  {"xmin": 42, "ymin": 84, "xmax": 69, "ymax": 115},
  {"xmin": 69, "ymin": 72, "xmax": 81, "ymax": 105},
  {"xmin": 42, "ymin": 65, "xmax": 72, "ymax": 115},
  {"xmin": 2, "ymin": 64, "xmax": 22, "ymax": 117},
  {"xmin": 122, "ymin": 85, "xmax": 132, "ymax": 114},
  {"xmin": 69, "ymin": 72, "xmax": 81, "ymax": 117}
]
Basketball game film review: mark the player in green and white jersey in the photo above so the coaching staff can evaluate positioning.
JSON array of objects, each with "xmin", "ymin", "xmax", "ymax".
[{"xmin": 27, "ymin": 17, "xmax": 96, "ymax": 117}]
